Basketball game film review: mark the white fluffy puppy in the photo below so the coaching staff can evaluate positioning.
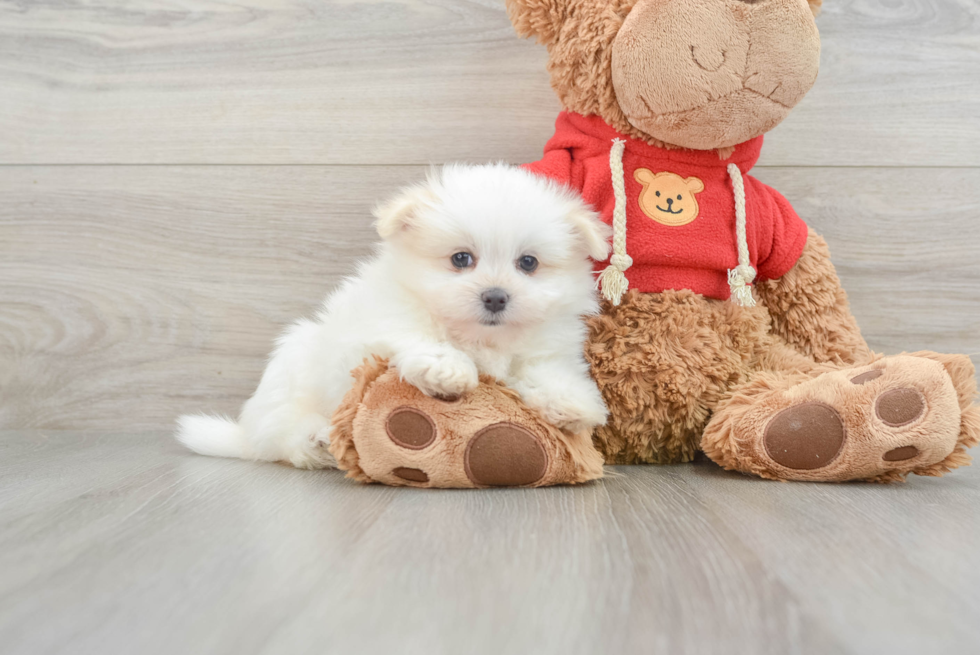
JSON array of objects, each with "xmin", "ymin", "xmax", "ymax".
[{"xmin": 177, "ymin": 163, "xmax": 611, "ymax": 469}]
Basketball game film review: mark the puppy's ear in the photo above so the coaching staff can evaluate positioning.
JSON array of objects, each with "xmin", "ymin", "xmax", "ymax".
[
  {"xmin": 807, "ymin": 0, "xmax": 823, "ymax": 18},
  {"xmin": 565, "ymin": 204, "xmax": 612, "ymax": 261},
  {"xmin": 373, "ymin": 185, "xmax": 436, "ymax": 240}
]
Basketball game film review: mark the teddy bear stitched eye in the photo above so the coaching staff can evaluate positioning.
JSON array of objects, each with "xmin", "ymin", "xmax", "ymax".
[
  {"xmin": 451, "ymin": 252, "xmax": 474, "ymax": 269},
  {"xmin": 655, "ymin": 190, "xmax": 661, "ymax": 197},
  {"xmin": 677, "ymin": 195, "xmax": 683, "ymax": 200}
]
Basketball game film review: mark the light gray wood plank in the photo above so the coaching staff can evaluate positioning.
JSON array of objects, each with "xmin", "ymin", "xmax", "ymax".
[
  {"xmin": 768, "ymin": 0, "xmax": 980, "ymax": 167},
  {"xmin": 675, "ymin": 462, "xmax": 980, "ymax": 653},
  {"xmin": 1, "ymin": 165, "xmax": 978, "ymax": 431},
  {"xmin": 1, "ymin": 0, "xmax": 978, "ymax": 167},
  {"xmin": 754, "ymin": 167, "xmax": 980, "ymax": 359},
  {"xmin": 0, "ymin": 165, "xmax": 412, "ymax": 430},
  {"xmin": 4, "ymin": 430, "xmax": 980, "ymax": 655}
]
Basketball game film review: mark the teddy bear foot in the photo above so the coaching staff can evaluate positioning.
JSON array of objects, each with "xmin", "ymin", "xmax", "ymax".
[
  {"xmin": 702, "ymin": 353, "xmax": 980, "ymax": 482},
  {"xmin": 328, "ymin": 358, "xmax": 605, "ymax": 488}
]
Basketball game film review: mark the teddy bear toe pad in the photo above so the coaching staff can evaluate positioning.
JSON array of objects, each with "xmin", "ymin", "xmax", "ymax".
[
  {"xmin": 875, "ymin": 388, "xmax": 926, "ymax": 427},
  {"xmin": 392, "ymin": 466, "xmax": 430, "ymax": 483},
  {"xmin": 385, "ymin": 407, "xmax": 436, "ymax": 449},
  {"xmin": 722, "ymin": 355, "xmax": 962, "ymax": 482}
]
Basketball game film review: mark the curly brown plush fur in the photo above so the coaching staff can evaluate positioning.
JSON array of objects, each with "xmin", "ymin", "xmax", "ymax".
[
  {"xmin": 508, "ymin": 0, "xmax": 644, "ymax": 144},
  {"xmin": 756, "ymin": 227, "xmax": 871, "ymax": 366},
  {"xmin": 586, "ymin": 288, "xmax": 775, "ymax": 464}
]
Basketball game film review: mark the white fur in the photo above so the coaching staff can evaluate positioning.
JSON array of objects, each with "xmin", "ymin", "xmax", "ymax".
[{"xmin": 176, "ymin": 164, "xmax": 612, "ymax": 469}]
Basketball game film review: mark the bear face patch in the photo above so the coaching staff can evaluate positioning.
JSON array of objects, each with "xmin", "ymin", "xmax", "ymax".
[{"xmin": 634, "ymin": 169, "xmax": 705, "ymax": 226}]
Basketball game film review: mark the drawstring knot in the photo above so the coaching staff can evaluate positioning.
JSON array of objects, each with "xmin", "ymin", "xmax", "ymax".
[
  {"xmin": 609, "ymin": 253, "xmax": 633, "ymax": 270},
  {"xmin": 727, "ymin": 267, "xmax": 756, "ymax": 308}
]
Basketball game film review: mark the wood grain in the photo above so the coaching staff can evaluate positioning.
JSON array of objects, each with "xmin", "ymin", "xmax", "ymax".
[
  {"xmin": 1, "ymin": 430, "xmax": 978, "ymax": 655},
  {"xmin": 1, "ymin": 165, "xmax": 977, "ymax": 430},
  {"xmin": 0, "ymin": 0, "xmax": 978, "ymax": 167}
]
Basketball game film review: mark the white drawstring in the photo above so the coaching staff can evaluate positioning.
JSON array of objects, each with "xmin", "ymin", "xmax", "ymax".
[
  {"xmin": 596, "ymin": 138, "xmax": 632, "ymax": 305},
  {"xmin": 726, "ymin": 163, "xmax": 756, "ymax": 307},
  {"xmin": 599, "ymin": 141, "xmax": 756, "ymax": 307}
]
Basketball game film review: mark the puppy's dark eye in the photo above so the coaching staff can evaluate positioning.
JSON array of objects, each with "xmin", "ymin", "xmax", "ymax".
[
  {"xmin": 451, "ymin": 252, "xmax": 474, "ymax": 269},
  {"xmin": 517, "ymin": 255, "xmax": 538, "ymax": 273}
]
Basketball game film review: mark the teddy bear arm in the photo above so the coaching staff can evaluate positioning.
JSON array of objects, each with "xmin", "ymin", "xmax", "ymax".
[{"xmin": 755, "ymin": 227, "xmax": 870, "ymax": 366}]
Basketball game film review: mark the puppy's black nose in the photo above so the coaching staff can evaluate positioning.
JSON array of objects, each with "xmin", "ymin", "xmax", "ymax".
[{"xmin": 481, "ymin": 288, "xmax": 509, "ymax": 314}]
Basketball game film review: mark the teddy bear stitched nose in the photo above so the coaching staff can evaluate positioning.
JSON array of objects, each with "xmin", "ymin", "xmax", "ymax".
[{"xmin": 666, "ymin": 198, "xmax": 674, "ymax": 206}]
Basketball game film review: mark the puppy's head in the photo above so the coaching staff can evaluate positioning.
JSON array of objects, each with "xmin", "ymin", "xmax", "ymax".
[{"xmin": 374, "ymin": 164, "xmax": 610, "ymax": 343}]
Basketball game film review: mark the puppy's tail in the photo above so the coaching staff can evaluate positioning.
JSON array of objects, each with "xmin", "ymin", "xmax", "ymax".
[{"xmin": 176, "ymin": 414, "xmax": 247, "ymax": 459}]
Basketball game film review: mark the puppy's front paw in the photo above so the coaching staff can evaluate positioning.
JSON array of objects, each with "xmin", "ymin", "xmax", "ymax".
[
  {"xmin": 516, "ymin": 383, "xmax": 608, "ymax": 434},
  {"xmin": 397, "ymin": 350, "xmax": 480, "ymax": 399}
]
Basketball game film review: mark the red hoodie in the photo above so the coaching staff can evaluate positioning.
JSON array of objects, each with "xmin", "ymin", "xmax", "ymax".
[{"xmin": 525, "ymin": 112, "xmax": 809, "ymax": 301}]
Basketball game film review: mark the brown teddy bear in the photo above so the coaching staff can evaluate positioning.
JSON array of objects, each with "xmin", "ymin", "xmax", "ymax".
[
  {"xmin": 508, "ymin": 0, "xmax": 979, "ymax": 481},
  {"xmin": 330, "ymin": 0, "xmax": 978, "ymax": 486}
]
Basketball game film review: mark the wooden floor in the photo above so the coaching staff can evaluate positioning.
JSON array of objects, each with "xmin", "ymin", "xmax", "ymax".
[
  {"xmin": 2, "ymin": 0, "xmax": 980, "ymax": 653},
  {"xmin": 2, "ymin": 430, "xmax": 980, "ymax": 655},
  {"xmin": 2, "ymin": 0, "xmax": 979, "ymax": 430}
]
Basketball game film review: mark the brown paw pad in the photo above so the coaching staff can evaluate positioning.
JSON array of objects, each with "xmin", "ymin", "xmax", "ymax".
[
  {"xmin": 464, "ymin": 423, "xmax": 548, "ymax": 487},
  {"xmin": 850, "ymin": 369, "xmax": 883, "ymax": 385},
  {"xmin": 764, "ymin": 402, "xmax": 845, "ymax": 470},
  {"xmin": 392, "ymin": 467, "xmax": 429, "ymax": 483},
  {"xmin": 875, "ymin": 388, "xmax": 926, "ymax": 427},
  {"xmin": 385, "ymin": 407, "xmax": 436, "ymax": 450},
  {"xmin": 883, "ymin": 446, "xmax": 919, "ymax": 462}
]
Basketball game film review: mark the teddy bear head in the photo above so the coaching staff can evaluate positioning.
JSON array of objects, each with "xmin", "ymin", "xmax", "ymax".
[{"xmin": 508, "ymin": 0, "xmax": 823, "ymax": 151}]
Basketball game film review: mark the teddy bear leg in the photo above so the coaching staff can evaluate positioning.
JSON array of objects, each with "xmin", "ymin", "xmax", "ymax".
[
  {"xmin": 585, "ymin": 289, "xmax": 776, "ymax": 465},
  {"xmin": 702, "ymin": 350, "xmax": 979, "ymax": 482},
  {"xmin": 328, "ymin": 359, "xmax": 604, "ymax": 488}
]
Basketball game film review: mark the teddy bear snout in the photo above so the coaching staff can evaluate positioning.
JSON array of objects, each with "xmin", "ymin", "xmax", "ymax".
[{"xmin": 610, "ymin": 0, "xmax": 819, "ymax": 149}]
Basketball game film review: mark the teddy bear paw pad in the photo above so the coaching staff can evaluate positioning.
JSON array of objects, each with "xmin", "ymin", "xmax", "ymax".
[
  {"xmin": 763, "ymin": 402, "xmax": 845, "ymax": 470},
  {"xmin": 464, "ymin": 423, "xmax": 548, "ymax": 487}
]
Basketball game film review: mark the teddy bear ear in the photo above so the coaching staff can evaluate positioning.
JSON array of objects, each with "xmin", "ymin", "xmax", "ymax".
[
  {"xmin": 807, "ymin": 0, "xmax": 823, "ymax": 17},
  {"xmin": 373, "ymin": 184, "xmax": 437, "ymax": 240},
  {"xmin": 634, "ymin": 168, "xmax": 655, "ymax": 184},
  {"xmin": 684, "ymin": 177, "xmax": 705, "ymax": 194},
  {"xmin": 506, "ymin": 0, "xmax": 570, "ymax": 45}
]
